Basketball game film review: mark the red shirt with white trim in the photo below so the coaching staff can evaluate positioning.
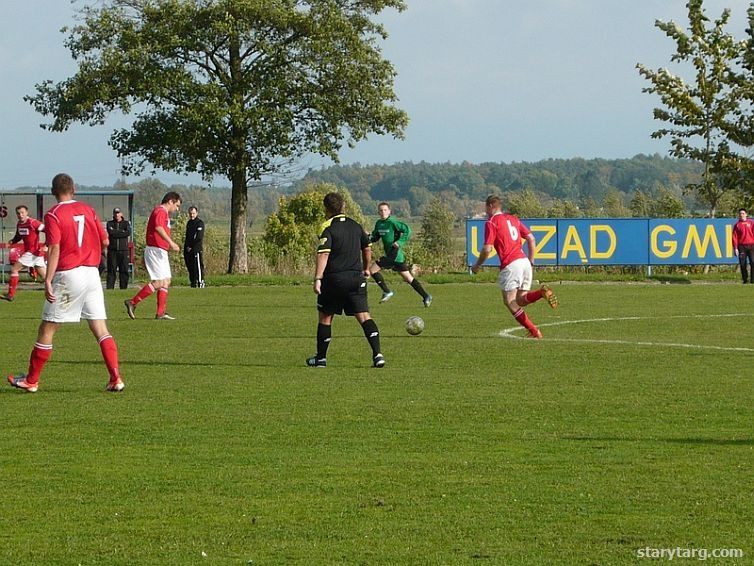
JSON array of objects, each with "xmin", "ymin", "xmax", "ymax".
[
  {"xmin": 483, "ymin": 212, "xmax": 530, "ymax": 269},
  {"xmin": 12, "ymin": 217, "xmax": 45, "ymax": 256},
  {"xmin": 732, "ymin": 219, "xmax": 754, "ymax": 249},
  {"xmin": 146, "ymin": 205, "xmax": 171, "ymax": 250},
  {"xmin": 44, "ymin": 200, "xmax": 107, "ymax": 271}
]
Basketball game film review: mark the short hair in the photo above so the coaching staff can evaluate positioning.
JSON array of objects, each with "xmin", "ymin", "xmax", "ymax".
[
  {"xmin": 323, "ymin": 192, "xmax": 345, "ymax": 216},
  {"xmin": 15, "ymin": 205, "xmax": 28, "ymax": 213},
  {"xmin": 161, "ymin": 191, "xmax": 182, "ymax": 204},
  {"xmin": 378, "ymin": 202, "xmax": 390, "ymax": 209},
  {"xmin": 485, "ymin": 195, "xmax": 502, "ymax": 208},
  {"xmin": 740, "ymin": 208, "xmax": 747, "ymax": 213},
  {"xmin": 188, "ymin": 206, "xmax": 198, "ymax": 213},
  {"xmin": 51, "ymin": 173, "xmax": 75, "ymax": 198}
]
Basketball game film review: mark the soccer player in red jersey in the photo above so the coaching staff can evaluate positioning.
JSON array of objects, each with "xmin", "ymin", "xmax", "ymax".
[
  {"xmin": 7, "ymin": 173, "xmax": 123, "ymax": 393},
  {"xmin": 1, "ymin": 205, "xmax": 46, "ymax": 301},
  {"xmin": 732, "ymin": 208, "xmax": 754, "ymax": 284},
  {"xmin": 124, "ymin": 192, "xmax": 182, "ymax": 320},
  {"xmin": 471, "ymin": 195, "xmax": 558, "ymax": 338}
]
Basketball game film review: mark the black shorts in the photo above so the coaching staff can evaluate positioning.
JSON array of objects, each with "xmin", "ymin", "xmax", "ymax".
[
  {"xmin": 376, "ymin": 256, "xmax": 410, "ymax": 272},
  {"xmin": 317, "ymin": 272, "xmax": 369, "ymax": 316}
]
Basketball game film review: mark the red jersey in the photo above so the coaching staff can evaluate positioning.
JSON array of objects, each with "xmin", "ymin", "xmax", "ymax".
[
  {"xmin": 483, "ymin": 212, "xmax": 530, "ymax": 269},
  {"xmin": 146, "ymin": 205, "xmax": 171, "ymax": 250},
  {"xmin": 12, "ymin": 217, "xmax": 45, "ymax": 256},
  {"xmin": 44, "ymin": 200, "xmax": 107, "ymax": 272},
  {"xmin": 732, "ymin": 219, "xmax": 754, "ymax": 248}
]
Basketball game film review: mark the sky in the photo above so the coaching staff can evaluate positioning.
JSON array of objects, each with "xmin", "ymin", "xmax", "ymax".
[{"xmin": 1, "ymin": 0, "xmax": 753, "ymax": 188}]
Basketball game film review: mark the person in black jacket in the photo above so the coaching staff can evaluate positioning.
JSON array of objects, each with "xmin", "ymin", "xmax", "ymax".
[
  {"xmin": 106, "ymin": 207, "xmax": 131, "ymax": 289},
  {"xmin": 183, "ymin": 206, "xmax": 205, "ymax": 288}
]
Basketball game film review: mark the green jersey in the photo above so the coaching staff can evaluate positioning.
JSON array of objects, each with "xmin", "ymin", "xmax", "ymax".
[{"xmin": 371, "ymin": 216, "xmax": 411, "ymax": 263}]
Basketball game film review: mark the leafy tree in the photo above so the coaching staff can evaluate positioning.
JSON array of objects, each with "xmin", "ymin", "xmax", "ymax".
[
  {"xmin": 25, "ymin": 0, "xmax": 408, "ymax": 273},
  {"xmin": 654, "ymin": 186, "xmax": 687, "ymax": 217},
  {"xmin": 602, "ymin": 190, "xmax": 631, "ymax": 217},
  {"xmin": 416, "ymin": 197, "xmax": 455, "ymax": 268},
  {"xmin": 630, "ymin": 189, "xmax": 654, "ymax": 217},
  {"xmin": 506, "ymin": 188, "xmax": 547, "ymax": 218},
  {"xmin": 636, "ymin": 0, "xmax": 743, "ymax": 217},
  {"xmin": 263, "ymin": 183, "xmax": 364, "ymax": 269},
  {"xmin": 548, "ymin": 199, "xmax": 580, "ymax": 218}
]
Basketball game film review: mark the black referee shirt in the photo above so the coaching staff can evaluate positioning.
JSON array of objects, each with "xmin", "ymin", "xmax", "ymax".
[{"xmin": 317, "ymin": 214, "xmax": 370, "ymax": 275}]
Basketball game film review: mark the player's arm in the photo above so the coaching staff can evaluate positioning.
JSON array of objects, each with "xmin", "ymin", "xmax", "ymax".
[
  {"xmin": 471, "ymin": 244, "xmax": 493, "ymax": 274},
  {"xmin": 155, "ymin": 225, "xmax": 180, "ymax": 251},
  {"xmin": 9, "ymin": 230, "xmax": 21, "ymax": 245},
  {"xmin": 394, "ymin": 219, "xmax": 411, "ymax": 248},
  {"xmin": 524, "ymin": 233, "xmax": 536, "ymax": 264},
  {"xmin": 370, "ymin": 224, "xmax": 381, "ymax": 243},
  {"xmin": 195, "ymin": 220, "xmax": 205, "ymax": 244},
  {"xmin": 313, "ymin": 227, "xmax": 332, "ymax": 295},
  {"xmin": 44, "ymin": 244, "xmax": 60, "ymax": 303}
]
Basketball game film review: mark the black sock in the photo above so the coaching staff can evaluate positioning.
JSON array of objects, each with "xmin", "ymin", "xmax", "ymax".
[
  {"xmin": 372, "ymin": 271, "xmax": 391, "ymax": 293},
  {"xmin": 360, "ymin": 318, "xmax": 381, "ymax": 357},
  {"xmin": 410, "ymin": 278, "xmax": 428, "ymax": 299},
  {"xmin": 317, "ymin": 323, "xmax": 332, "ymax": 359}
]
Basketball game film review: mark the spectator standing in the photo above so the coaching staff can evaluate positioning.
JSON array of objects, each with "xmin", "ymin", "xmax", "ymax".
[
  {"xmin": 732, "ymin": 208, "xmax": 754, "ymax": 284},
  {"xmin": 183, "ymin": 206, "xmax": 206, "ymax": 288},
  {"xmin": 7, "ymin": 173, "xmax": 123, "ymax": 393},
  {"xmin": 106, "ymin": 207, "xmax": 131, "ymax": 289}
]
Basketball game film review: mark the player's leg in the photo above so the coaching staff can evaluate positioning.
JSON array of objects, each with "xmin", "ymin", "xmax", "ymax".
[
  {"xmin": 739, "ymin": 248, "xmax": 749, "ymax": 283},
  {"xmin": 87, "ymin": 319, "xmax": 123, "ymax": 391},
  {"xmin": 354, "ymin": 311, "xmax": 384, "ymax": 367},
  {"xmin": 746, "ymin": 246, "xmax": 754, "ymax": 283},
  {"xmin": 370, "ymin": 260, "xmax": 393, "ymax": 300},
  {"xmin": 197, "ymin": 251, "xmax": 205, "ymax": 288},
  {"xmin": 308, "ymin": 280, "xmax": 336, "ymax": 366},
  {"xmin": 106, "ymin": 251, "xmax": 118, "ymax": 289},
  {"xmin": 155, "ymin": 278, "xmax": 173, "ymax": 319},
  {"xmin": 8, "ymin": 321, "xmax": 58, "ymax": 391},
  {"xmin": 2, "ymin": 261, "xmax": 23, "ymax": 300},
  {"xmin": 518, "ymin": 285, "xmax": 558, "ymax": 309},
  {"xmin": 399, "ymin": 268, "xmax": 432, "ymax": 307}
]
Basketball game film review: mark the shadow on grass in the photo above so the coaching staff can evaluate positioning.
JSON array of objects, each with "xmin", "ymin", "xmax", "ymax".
[
  {"xmin": 648, "ymin": 275, "xmax": 692, "ymax": 284},
  {"xmin": 562, "ymin": 435, "xmax": 754, "ymax": 446}
]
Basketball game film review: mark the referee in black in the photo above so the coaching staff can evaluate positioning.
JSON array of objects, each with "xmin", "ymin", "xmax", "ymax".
[
  {"xmin": 106, "ymin": 207, "xmax": 131, "ymax": 289},
  {"xmin": 308, "ymin": 192, "xmax": 385, "ymax": 368},
  {"xmin": 183, "ymin": 206, "xmax": 205, "ymax": 287}
]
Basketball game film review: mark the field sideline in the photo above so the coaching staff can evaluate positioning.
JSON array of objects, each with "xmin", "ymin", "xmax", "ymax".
[{"xmin": 0, "ymin": 282, "xmax": 752, "ymax": 564}]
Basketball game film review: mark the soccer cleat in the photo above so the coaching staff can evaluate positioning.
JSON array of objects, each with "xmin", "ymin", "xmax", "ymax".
[
  {"xmin": 423, "ymin": 294, "xmax": 433, "ymax": 308},
  {"xmin": 155, "ymin": 313, "xmax": 176, "ymax": 320},
  {"xmin": 105, "ymin": 379, "xmax": 125, "ymax": 392},
  {"xmin": 541, "ymin": 284, "xmax": 558, "ymax": 309},
  {"xmin": 306, "ymin": 356, "xmax": 327, "ymax": 367},
  {"xmin": 528, "ymin": 328, "xmax": 543, "ymax": 339},
  {"xmin": 124, "ymin": 300, "xmax": 136, "ymax": 319},
  {"xmin": 7, "ymin": 374, "xmax": 38, "ymax": 393},
  {"xmin": 380, "ymin": 291, "xmax": 394, "ymax": 303},
  {"xmin": 373, "ymin": 353, "xmax": 386, "ymax": 368},
  {"xmin": 0, "ymin": 293, "xmax": 14, "ymax": 302}
]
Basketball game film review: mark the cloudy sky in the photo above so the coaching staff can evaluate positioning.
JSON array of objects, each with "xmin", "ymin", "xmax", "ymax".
[{"xmin": 1, "ymin": 0, "xmax": 752, "ymax": 188}]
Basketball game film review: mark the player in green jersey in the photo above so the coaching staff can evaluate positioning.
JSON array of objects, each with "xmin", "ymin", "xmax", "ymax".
[{"xmin": 369, "ymin": 202, "xmax": 432, "ymax": 307}]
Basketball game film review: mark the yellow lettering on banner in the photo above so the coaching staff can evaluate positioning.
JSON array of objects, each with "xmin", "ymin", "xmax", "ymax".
[
  {"xmin": 682, "ymin": 225, "xmax": 721, "ymax": 259},
  {"xmin": 561, "ymin": 226, "xmax": 587, "ymax": 263},
  {"xmin": 470, "ymin": 226, "xmax": 497, "ymax": 259},
  {"xmin": 651, "ymin": 225, "xmax": 676, "ymax": 258},
  {"xmin": 725, "ymin": 224, "xmax": 734, "ymax": 257},
  {"xmin": 590, "ymin": 225, "xmax": 616, "ymax": 259},
  {"xmin": 531, "ymin": 225, "xmax": 556, "ymax": 260}
]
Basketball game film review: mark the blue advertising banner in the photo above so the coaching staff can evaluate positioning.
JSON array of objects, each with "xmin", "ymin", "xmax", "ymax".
[{"xmin": 466, "ymin": 218, "xmax": 737, "ymax": 266}]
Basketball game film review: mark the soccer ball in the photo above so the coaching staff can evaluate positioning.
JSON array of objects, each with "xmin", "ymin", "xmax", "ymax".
[{"xmin": 405, "ymin": 316, "xmax": 425, "ymax": 336}]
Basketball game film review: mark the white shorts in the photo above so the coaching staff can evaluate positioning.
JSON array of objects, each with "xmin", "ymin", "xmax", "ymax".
[
  {"xmin": 144, "ymin": 246, "xmax": 171, "ymax": 281},
  {"xmin": 19, "ymin": 252, "xmax": 46, "ymax": 269},
  {"xmin": 42, "ymin": 266, "xmax": 106, "ymax": 323},
  {"xmin": 497, "ymin": 257, "xmax": 533, "ymax": 292}
]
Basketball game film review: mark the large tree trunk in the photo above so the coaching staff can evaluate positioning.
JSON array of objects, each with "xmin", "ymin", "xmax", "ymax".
[{"xmin": 228, "ymin": 168, "xmax": 248, "ymax": 273}]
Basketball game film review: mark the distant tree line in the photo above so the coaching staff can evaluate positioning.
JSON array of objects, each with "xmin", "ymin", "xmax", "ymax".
[{"xmin": 292, "ymin": 154, "xmax": 733, "ymax": 219}]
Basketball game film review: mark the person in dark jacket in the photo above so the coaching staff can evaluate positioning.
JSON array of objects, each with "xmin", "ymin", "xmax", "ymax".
[
  {"xmin": 183, "ymin": 206, "xmax": 206, "ymax": 288},
  {"xmin": 106, "ymin": 208, "xmax": 131, "ymax": 289}
]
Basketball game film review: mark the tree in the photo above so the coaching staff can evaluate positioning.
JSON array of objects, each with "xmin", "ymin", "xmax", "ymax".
[
  {"xmin": 25, "ymin": 0, "xmax": 408, "ymax": 273},
  {"xmin": 263, "ymin": 183, "xmax": 364, "ymax": 269},
  {"xmin": 416, "ymin": 197, "xmax": 455, "ymax": 268},
  {"xmin": 654, "ymin": 186, "xmax": 687, "ymax": 217},
  {"xmin": 636, "ymin": 0, "xmax": 744, "ymax": 217},
  {"xmin": 630, "ymin": 189, "xmax": 654, "ymax": 217},
  {"xmin": 506, "ymin": 188, "xmax": 547, "ymax": 218},
  {"xmin": 602, "ymin": 190, "xmax": 631, "ymax": 217}
]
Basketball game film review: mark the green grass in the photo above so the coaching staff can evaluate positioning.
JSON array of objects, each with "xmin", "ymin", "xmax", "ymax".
[{"xmin": 0, "ymin": 282, "xmax": 752, "ymax": 564}]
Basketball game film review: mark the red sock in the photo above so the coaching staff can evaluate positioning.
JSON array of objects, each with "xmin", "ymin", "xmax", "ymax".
[
  {"xmin": 513, "ymin": 308, "xmax": 537, "ymax": 334},
  {"xmin": 98, "ymin": 334, "xmax": 121, "ymax": 383},
  {"xmin": 8, "ymin": 273, "xmax": 19, "ymax": 297},
  {"xmin": 156, "ymin": 288, "xmax": 168, "ymax": 316},
  {"xmin": 523, "ymin": 289, "xmax": 543, "ymax": 305},
  {"xmin": 131, "ymin": 283, "xmax": 155, "ymax": 306},
  {"xmin": 26, "ymin": 342, "xmax": 53, "ymax": 385}
]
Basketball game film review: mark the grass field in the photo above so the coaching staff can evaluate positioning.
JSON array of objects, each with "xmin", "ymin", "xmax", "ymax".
[{"xmin": 0, "ymin": 281, "xmax": 752, "ymax": 564}]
